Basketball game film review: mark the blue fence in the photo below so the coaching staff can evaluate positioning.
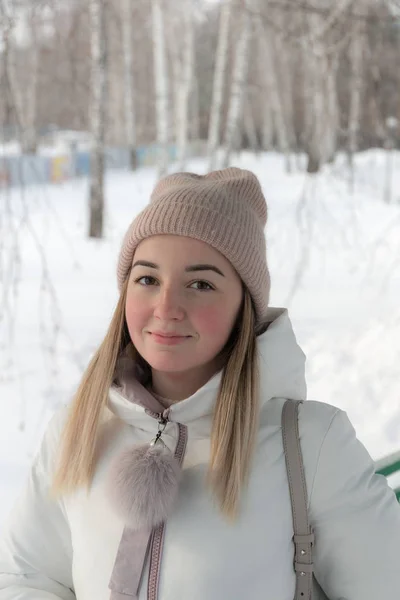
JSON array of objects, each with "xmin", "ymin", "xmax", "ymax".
[{"xmin": 0, "ymin": 144, "xmax": 181, "ymax": 189}]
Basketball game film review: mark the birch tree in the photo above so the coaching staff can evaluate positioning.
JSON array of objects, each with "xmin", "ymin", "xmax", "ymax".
[
  {"xmin": 88, "ymin": 0, "xmax": 107, "ymax": 239},
  {"xmin": 168, "ymin": 0, "xmax": 194, "ymax": 171},
  {"xmin": 273, "ymin": 9, "xmax": 297, "ymax": 169},
  {"xmin": 1, "ymin": 10, "xmax": 23, "ymax": 134},
  {"xmin": 302, "ymin": 13, "xmax": 332, "ymax": 173},
  {"xmin": 122, "ymin": 0, "xmax": 137, "ymax": 170},
  {"xmin": 301, "ymin": 7, "xmax": 343, "ymax": 173},
  {"xmin": 207, "ymin": 0, "xmax": 232, "ymax": 171},
  {"xmin": 1, "ymin": 2, "xmax": 40, "ymax": 153},
  {"xmin": 261, "ymin": 101, "xmax": 273, "ymax": 152},
  {"xmin": 177, "ymin": 1, "xmax": 194, "ymax": 170},
  {"xmin": 243, "ymin": 94, "xmax": 259, "ymax": 153},
  {"xmin": 303, "ymin": 49, "xmax": 328, "ymax": 173},
  {"xmin": 347, "ymin": 11, "xmax": 365, "ymax": 187},
  {"xmin": 258, "ymin": 18, "xmax": 292, "ymax": 171},
  {"xmin": 152, "ymin": 0, "xmax": 169, "ymax": 178},
  {"xmin": 221, "ymin": 0, "xmax": 253, "ymax": 169},
  {"xmin": 23, "ymin": 3, "xmax": 41, "ymax": 153},
  {"xmin": 325, "ymin": 55, "xmax": 339, "ymax": 163},
  {"xmin": 190, "ymin": 72, "xmax": 200, "ymax": 143}
]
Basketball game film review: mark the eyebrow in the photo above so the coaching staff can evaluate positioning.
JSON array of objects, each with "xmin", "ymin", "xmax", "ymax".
[{"xmin": 132, "ymin": 260, "xmax": 225, "ymax": 277}]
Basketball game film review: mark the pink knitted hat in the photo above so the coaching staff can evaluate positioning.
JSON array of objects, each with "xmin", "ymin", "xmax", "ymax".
[{"xmin": 117, "ymin": 167, "xmax": 270, "ymax": 323}]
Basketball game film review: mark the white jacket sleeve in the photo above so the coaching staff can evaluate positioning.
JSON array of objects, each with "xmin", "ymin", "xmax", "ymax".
[
  {"xmin": 0, "ymin": 412, "xmax": 75, "ymax": 599},
  {"xmin": 309, "ymin": 408, "xmax": 400, "ymax": 600}
]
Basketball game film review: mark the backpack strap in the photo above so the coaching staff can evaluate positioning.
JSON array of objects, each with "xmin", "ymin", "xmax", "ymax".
[{"xmin": 282, "ymin": 400, "xmax": 315, "ymax": 600}]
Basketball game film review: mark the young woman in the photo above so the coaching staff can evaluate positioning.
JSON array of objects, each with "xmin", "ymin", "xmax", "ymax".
[{"xmin": 1, "ymin": 168, "xmax": 399, "ymax": 600}]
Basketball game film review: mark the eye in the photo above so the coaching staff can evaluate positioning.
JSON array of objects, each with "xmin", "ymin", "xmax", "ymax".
[
  {"xmin": 189, "ymin": 280, "xmax": 214, "ymax": 291},
  {"xmin": 135, "ymin": 275, "xmax": 158, "ymax": 286}
]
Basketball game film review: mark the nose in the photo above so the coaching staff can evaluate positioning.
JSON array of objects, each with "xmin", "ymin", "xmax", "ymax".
[{"xmin": 153, "ymin": 286, "xmax": 185, "ymax": 321}]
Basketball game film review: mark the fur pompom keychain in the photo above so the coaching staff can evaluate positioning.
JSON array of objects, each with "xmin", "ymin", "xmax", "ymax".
[{"xmin": 106, "ymin": 417, "xmax": 182, "ymax": 530}]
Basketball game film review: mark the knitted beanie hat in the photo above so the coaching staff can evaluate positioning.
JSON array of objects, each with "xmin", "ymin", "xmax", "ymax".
[{"xmin": 117, "ymin": 167, "xmax": 270, "ymax": 323}]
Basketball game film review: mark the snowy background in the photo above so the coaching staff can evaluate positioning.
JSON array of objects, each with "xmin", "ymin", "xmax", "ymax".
[{"xmin": 1, "ymin": 149, "xmax": 400, "ymax": 528}]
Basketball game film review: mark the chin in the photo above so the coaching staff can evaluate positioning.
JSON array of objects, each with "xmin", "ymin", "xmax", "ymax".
[{"xmin": 143, "ymin": 354, "xmax": 194, "ymax": 373}]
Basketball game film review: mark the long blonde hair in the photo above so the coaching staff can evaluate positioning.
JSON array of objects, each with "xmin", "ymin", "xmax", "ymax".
[{"xmin": 53, "ymin": 280, "xmax": 260, "ymax": 519}]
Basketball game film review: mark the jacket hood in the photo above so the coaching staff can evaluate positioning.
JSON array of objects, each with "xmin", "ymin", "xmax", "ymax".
[{"xmin": 107, "ymin": 307, "xmax": 307, "ymax": 434}]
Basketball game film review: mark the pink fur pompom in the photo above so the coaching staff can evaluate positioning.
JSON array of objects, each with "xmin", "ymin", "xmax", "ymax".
[{"xmin": 106, "ymin": 443, "xmax": 182, "ymax": 530}]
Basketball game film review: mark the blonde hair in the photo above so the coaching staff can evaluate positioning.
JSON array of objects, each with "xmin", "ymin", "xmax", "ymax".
[
  {"xmin": 52, "ymin": 282, "xmax": 260, "ymax": 519},
  {"xmin": 209, "ymin": 289, "xmax": 259, "ymax": 519}
]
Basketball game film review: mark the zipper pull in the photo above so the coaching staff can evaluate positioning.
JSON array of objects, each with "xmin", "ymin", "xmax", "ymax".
[{"xmin": 150, "ymin": 415, "xmax": 168, "ymax": 447}]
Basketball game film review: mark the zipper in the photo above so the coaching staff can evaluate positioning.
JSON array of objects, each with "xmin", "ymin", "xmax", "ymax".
[{"xmin": 147, "ymin": 421, "xmax": 188, "ymax": 600}]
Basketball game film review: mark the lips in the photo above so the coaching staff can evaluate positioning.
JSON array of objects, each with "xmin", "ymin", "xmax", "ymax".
[
  {"xmin": 151, "ymin": 332, "xmax": 189, "ymax": 338},
  {"xmin": 148, "ymin": 331, "xmax": 190, "ymax": 346}
]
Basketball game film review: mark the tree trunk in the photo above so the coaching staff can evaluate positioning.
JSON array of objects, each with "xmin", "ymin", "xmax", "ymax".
[
  {"xmin": 3, "ymin": 14, "xmax": 36, "ymax": 153},
  {"xmin": 258, "ymin": 20, "xmax": 292, "ymax": 171},
  {"xmin": 221, "ymin": 1, "xmax": 252, "ymax": 169},
  {"xmin": 207, "ymin": 0, "xmax": 232, "ymax": 171},
  {"xmin": 305, "ymin": 52, "xmax": 326, "ymax": 174},
  {"xmin": 175, "ymin": 0, "xmax": 194, "ymax": 171},
  {"xmin": 190, "ymin": 72, "xmax": 200, "ymax": 144},
  {"xmin": 303, "ymin": 18, "xmax": 328, "ymax": 174},
  {"xmin": 325, "ymin": 55, "xmax": 339, "ymax": 164},
  {"xmin": 302, "ymin": 6, "xmax": 347, "ymax": 173},
  {"xmin": 347, "ymin": 15, "xmax": 365, "ymax": 187},
  {"xmin": 24, "ymin": 4, "xmax": 40, "ymax": 154},
  {"xmin": 275, "ymin": 28, "xmax": 296, "ymax": 171},
  {"xmin": 244, "ymin": 94, "xmax": 259, "ymax": 153},
  {"xmin": 89, "ymin": 0, "xmax": 107, "ymax": 239},
  {"xmin": 152, "ymin": 0, "xmax": 169, "ymax": 178},
  {"xmin": 122, "ymin": 0, "xmax": 137, "ymax": 170},
  {"xmin": 168, "ymin": 14, "xmax": 180, "ymax": 156},
  {"xmin": 261, "ymin": 101, "xmax": 273, "ymax": 151}
]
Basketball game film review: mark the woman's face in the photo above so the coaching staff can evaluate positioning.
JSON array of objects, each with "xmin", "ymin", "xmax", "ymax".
[{"xmin": 125, "ymin": 235, "xmax": 243, "ymax": 396}]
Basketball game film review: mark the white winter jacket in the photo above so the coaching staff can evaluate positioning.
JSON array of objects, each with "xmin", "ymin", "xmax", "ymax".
[{"xmin": 1, "ymin": 308, "xmax": 400, "ymax": 600}]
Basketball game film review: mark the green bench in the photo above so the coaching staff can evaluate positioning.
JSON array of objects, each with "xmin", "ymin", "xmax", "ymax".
[{"xmin": 375, "ymin": 451, "xmax": 400, "ymax": 502}]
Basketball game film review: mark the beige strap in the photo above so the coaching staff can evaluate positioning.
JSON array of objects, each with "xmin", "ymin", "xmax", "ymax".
[{"xmin": 282, "ymin": 400, "xmax": 314, "ymax": 600}]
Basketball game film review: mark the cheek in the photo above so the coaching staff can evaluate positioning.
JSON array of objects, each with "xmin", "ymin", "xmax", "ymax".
[
  {"xmin": 125, "ymin": 297, "xmax": 148, "ymax": 332},
  {"xmin": 193, "ymin": 304, "xmax": 236, "ymax": 337}
]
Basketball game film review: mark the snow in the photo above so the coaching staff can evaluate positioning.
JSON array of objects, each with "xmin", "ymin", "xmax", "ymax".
[
  {"xmin": 1, "ymin": 149, "xmax": 400, "ymax": 526},
  {"xmin": 0, "ymin": 131, "xmax": 92, "ymax": 157},
  {"xmin": 0, "ymin": 142, "xmax": 22, "ymax": 156}
]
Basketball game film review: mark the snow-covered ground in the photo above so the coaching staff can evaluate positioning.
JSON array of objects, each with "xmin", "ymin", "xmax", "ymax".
[{"xmin": 1, "ymin": 150, "xmax": 400, "ymax": 527}]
